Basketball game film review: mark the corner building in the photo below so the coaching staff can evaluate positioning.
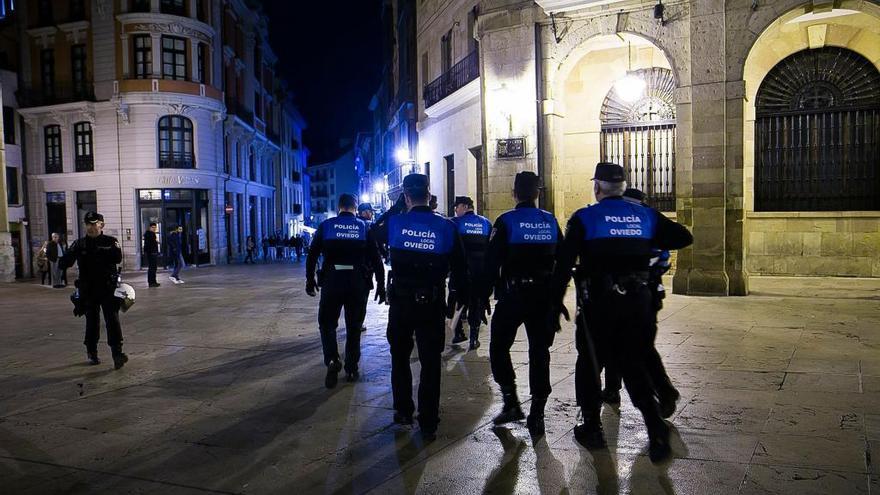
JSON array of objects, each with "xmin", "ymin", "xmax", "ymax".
[
  {"xmin": 17, "ymin": 0, "xmax": 300, "ymax": 271},
  {"xmin": 416, "ymin": 0, "xmax": 880, "ymax": 295}
]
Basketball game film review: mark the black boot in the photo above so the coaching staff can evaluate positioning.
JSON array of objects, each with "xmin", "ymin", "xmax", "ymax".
[
  {"xmin": 573, "ymin": 409, "xmax": 606, "ymax": 449},
  {"xmin": 452, "ymin": 330, "xmax": 467, "ymax": 344},
  {"xmin": 468, "ymin": 326, "xmax": 480, "ymax": 350},
  {"xmin": 600, "ymin": 388, "xmax": 621, "ymax": 404},
  {"xmin": 658, "ymin": 387, "xmax": 680, "ymax": 419},
  {"xmin": 648, "ymin": 420, "xmax": 672, "ymax": 463},
  {"xmin": 111, "ymin": 349, "xmax": 128, "ymax": 370},
  {"xmin": 493, "ymin": 388, "xmax": 525, "ymax": 425},
  {"xmin": 325, "ymin": 359, "xmax": 342, "ymax": 389},
  {"xmin": 393, "ymin": 412, "xmax": 414, "ymax": 425},
  {"xmin": 87, "ymin": 350, "xmax": 100, "ymax": 365},
  {"xmin": 526, "ymin": 397, "xmax": 547, "ymax": 436}
]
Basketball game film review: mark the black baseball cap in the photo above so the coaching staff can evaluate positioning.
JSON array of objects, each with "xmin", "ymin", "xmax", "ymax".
[
  {"xmin": 514, "ymin": 171, "xmax": 541, "ymax": 196},
  {"xmin": 357, "ymin": 202, "xmax": 374, "ymax": 212},
  {"xmin": 453, "ymin": 196, "xmax": 474, "ymax": 208},
  {"xmin": 83, "ymin": 211, "xmax": 104, "ymax": 224},
  {"xmin": 402, "ymin": 173, "xmax": 429, "ymax": 193},
  {"xmin": 623, "ymin": 188, "xmax": 646, "ymax": 203},
  {"xmin": 593, "ymin": 162, "xmax": 626, "ymax": 183}
]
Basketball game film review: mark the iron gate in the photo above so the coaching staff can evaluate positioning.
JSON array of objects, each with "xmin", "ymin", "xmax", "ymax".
[{"xmin": 600, "ymin": 123, "xmax": 676, "ymax": 212}]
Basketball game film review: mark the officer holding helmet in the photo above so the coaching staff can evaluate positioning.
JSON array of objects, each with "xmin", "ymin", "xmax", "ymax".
[
  {"xmin": 374, "ymin": 174, "xmax": 468, "ymax": 441},
  {"xmin": 486, "ymin": 171, "xmax": 565, "ymax": 436},
  {"xmin": 60, "ymin": 211, "xmax": 129, "ymax": 369},
  {"xmin": 449, "ymin": 196, "xmax": 492, "ymax": 349},
  {"xmin": 551, "ymin": 163, "xmax": 692, "ymax": 462},
  {"xmin": 306, "ymin": 194, "xmax": 385, "ymax": 388}
]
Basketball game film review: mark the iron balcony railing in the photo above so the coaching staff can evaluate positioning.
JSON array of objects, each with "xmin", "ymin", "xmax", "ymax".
[
  {"xmin": 424, "ymin": 50, "xmax": 479, "ymax": 108},
  {"xmin": 159, "ymin": 151, "xmax": 195, "ymax": 169},
  {"xmin": 75, "ymin": 155, "xmax": 94, "ymax": 172},
  {"xmin": 17, "ymin": 83, "xmax": 96, "ymax": 108}
]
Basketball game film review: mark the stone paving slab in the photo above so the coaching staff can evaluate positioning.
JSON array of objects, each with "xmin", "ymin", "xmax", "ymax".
[{"xmin": 0, "ymin": 266, "xmax": 878, "ymax": 494}]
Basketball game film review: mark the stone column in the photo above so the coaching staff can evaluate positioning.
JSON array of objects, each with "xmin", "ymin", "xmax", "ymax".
[
  {"xmin": 671, "ymin": 2, "xmax": 748, "ymax": 296},
  {"xmin": 120, "ymin": 34, "xmax": 130, "ymax": 79},
  {"xmin": 189, "ymin": 38, "xmax": 199, "ymax": 82},
  {"xmin": 150, "ymin": 33, "xmax": 162, "ymax": 78},
  {"xmin": 0, "ymin": 89, "xmax": 14, "ymax": 282}
]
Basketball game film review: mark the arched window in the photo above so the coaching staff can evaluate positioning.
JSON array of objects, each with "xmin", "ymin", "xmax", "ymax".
[
  {"xmin": 158, "ymin": 115, "xmax": 194, "ymax": 168},
  {"xmin": 755, "ymin": 47, "xmax": 880, "ymax": 211},
  {"xmin": 600, "ymin": 67, "xmax": 677, "ymax": 211}
]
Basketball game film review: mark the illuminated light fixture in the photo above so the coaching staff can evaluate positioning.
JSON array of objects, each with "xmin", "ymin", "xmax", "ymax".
[
  {"xmin": 361, "ymin": 193, "xmax": 371, "ymax": 203},
  {"xmin": 614, "ymin": 40, "xmax": 646, "ymax": 103},
  {"xmin": 373, "ymin": 181, "xmax": 386, "ymax": 193},
  {"xmin": 395, "ymin": 147, "xmax": 412, "ymax": 163}
]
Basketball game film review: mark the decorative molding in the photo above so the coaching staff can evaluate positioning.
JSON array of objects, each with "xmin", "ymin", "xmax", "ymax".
[
  {"xmin": 118, "ymin": 13, "xmax": 216, "ymax": 43},
  {"xmin": 130, "ymin": 22, "xmax": 212, "ymax": 43},
  {"xmin": 223, "ymin": 45, "xmax": 235, "ymax": 65},
  {"xmin": 234, "ymin": 58, "xmax": 246, "ymax": 74},
  {"xmin": 116, "ymin": 102, "xmax": 131, "ymax": 125},
  {"xmin": 26, "ymin": 27, "xmax": 58, "ymax": 49},
  {"xmin": 212, "ymin": 110, "xmax": 226, "ymax": 130},
  {"xmin": 58, "ymin": 21, "xmax": 90, "ymax": 45},
  {"xmin": 166, "ymin": 103, "xmax": 193, "ymax": 116},
  {"xmin": 96, "ymin": 0, "xmax": 111, "ymax": 19}
]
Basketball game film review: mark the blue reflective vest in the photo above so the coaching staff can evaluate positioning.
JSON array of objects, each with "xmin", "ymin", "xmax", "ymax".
[
  {"xmin": 575, "ymin": 199, "xmax": 657, "ymax": 242},
  {"xmin": 500, "ymin": 207, "xmax": 559, "ymax": 245},
  {"xmin": 388, "ymin": 210, "xmax": 455, "ymax": 254},
  {"xmin": 453, "ymin": 212, "xmax": 492, "ymax": 238},
  {"xmin": 322, "ymin": 215, "xmax": 367, "ymax": 242}
]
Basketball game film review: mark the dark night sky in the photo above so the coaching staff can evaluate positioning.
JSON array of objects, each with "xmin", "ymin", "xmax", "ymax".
[{"xmin": 263, "ymin": 0, "xmax": 383, "ymax": 164}]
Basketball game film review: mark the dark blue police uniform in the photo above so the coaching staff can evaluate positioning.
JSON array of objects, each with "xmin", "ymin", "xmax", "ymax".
[
  {"xmin": 377, "ymin": 202, "xmax": 468, "ymax": 435},
  {"xmin": 553, "ymin": 183, "xmax": 692, "ymax": 460},
  {"xmin": 485, "ymin": 199, "xmax": 563, "ymax": 429},
  {"xmin": 450, "ymin": 210, "xmax": 492, "ymax": 345},
  {"xmin": 306, "ymin": 212, "xmax": 384, "ymax": 378}
]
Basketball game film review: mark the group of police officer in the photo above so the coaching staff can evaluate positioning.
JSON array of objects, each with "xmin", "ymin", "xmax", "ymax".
[{"xmin": 306, "ymin": 162, "xmax": 692, "ymax": 460}]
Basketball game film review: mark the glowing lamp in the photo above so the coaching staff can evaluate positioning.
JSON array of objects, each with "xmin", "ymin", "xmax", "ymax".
[
  {"xmin": 615, "ymin": 73, "xmax": 646, "ymax": 103},
  {"xmin": 395, "ymin": 147, "xmax": 412, "ymax": 163}
]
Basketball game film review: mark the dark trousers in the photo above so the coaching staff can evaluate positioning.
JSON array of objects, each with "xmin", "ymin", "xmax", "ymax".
[
  {"xmin": 575, "ymin": 285, "xmax": 665, "ymax": 436},
  {"xmin": 244, "ymin": 250, "xmax": 254, "ymax": 263},
  {"xmin": 454, "ymin": 290, "xmax": 484, "ymax": 335},
  {"xmin": 318, "ymin": 271, "xmax": 368, "ymax": 372},
  {"xmin": 603, "ymin": 317, "xmax": 676, "ymax": 399},
  {"xmin": 387, "ymin": 295, "xmax": 445, "ymax": 427},
  {"xmin": 84, "ymin": 293, "xmax": 123, "ymax": 353},
  {"xmin": 147, "ymin": 253, "xmax": 158, "ymax": 285},
  {"xmin": 295, "ymin": 246, "xmax": 303, "ymax": 261},
  {"xmin": 171, "ymin": 253, "xmax": 183, "ymax": 278},
  {"xmin": 489, "ymin": 288, "xmax": 553, "ymax": 400}
]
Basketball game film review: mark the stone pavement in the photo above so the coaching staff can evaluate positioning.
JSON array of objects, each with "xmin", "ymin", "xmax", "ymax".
[{"xmin": 0, "ymin": 264, "xmax": 878, "ymax": 494}]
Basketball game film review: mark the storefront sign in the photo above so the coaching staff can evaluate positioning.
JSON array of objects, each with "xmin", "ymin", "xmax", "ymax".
[
  {"xmin": 157, "ymin": 175, "xmax": 201, "ymax": 186},
  {"xmin": 496, "ymin": 138, "xmax": 526, "ymax": 158}
]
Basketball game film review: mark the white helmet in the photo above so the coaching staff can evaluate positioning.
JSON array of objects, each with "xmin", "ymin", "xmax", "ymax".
[{"xmin": 114, "ymin": 283, "xmax": 136, "ymax": 312}]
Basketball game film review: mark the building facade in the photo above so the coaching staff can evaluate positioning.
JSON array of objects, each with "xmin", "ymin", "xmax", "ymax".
[
  {"xmin": 308, "ymin": 147, "xmax": 358, "ymax": 225},
  {"xmin": 13, "ymin": 0, "xmax": 304, "ymax": 271},
  {"xmin": 414, "ymin": 0, "xmax": 880, "ymax": 294},
  {"xmin": 276, "ymin": 101, "xmax": 308, "ymax": 238}
]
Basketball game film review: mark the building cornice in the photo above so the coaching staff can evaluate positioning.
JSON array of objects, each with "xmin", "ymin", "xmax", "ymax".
[
  {"xmin": 117, "ymin": 12, "xmax": 215, "ymax": 44},
  {"xmin": 26, "ymin": 26, "xmax": 58, "ymax": 49}
]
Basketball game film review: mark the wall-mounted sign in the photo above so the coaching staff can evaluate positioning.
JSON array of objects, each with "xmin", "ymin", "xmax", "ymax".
[
  {"xmin": 496, "ymin": 138, "xmax": 526, "ymax": 158},
  {"xmin": 157, "ymin": 175, "xmax": 201, "ymax": 186}
]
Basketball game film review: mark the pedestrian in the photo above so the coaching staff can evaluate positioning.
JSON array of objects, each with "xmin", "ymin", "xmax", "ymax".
[
  {"xmin": 59, "ymin": 211, "xmax": 129, "ymax": 369},
  {"xmin": 261, "ymin": 237, "xmax": 269, "ymax": 262},
  {"xmin": 276, "ymin": 234, "xmax": 285, "ymax": 261},
  {"xmin": 450, "ymin": 196, "xmax": 492, "ymax": 349},
  {"xmin": 429, "ymin": 194, "xmax": 438, "ymax": 213},
  {"xmin": 293, "ymin": 235, "xmax": 304, "ymax": 262},
  {"xmin": 143, "ymin": 223, "xmax": 160, "ymax": 287},
  {"xmin": 244, "ymin": 235, "xmax": 256, "ymax": 264},
  {"xmin": 551, "ymin": 162, "xmax": 692, "ymax": 462},
  {"xmin": 167, "ymin": 226, "xmax": 185, "ymax": 284},
  {"xmin": 46, "ymin": 233, "xmax": 67, "ymax": 288},
  {"xmin": 598, "ymin": 188, "xmax": 680, "ymax": 416},
  {"xmin": 36, "ymin": 241, "xmax": 50, "ymax": 285},
  {"xmin": 373, "ymin": 174, "xmax": 468, "ymax": 441},
  {"xmin": 306, "ymin": 194, "xmax": 386, "ymax": 388},
  {"xmin": 485, "ymin": 172, "xmax": 564, "ymax": 436}
]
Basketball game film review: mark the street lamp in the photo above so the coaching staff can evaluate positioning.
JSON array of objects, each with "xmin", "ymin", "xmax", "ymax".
[
  {"xmin": 614, "ymin": 39, "xmax": 646, "ymax": 103},
  {"xmin": 395, "ymin": 147, "xmax": 412, "ymax": 164}
]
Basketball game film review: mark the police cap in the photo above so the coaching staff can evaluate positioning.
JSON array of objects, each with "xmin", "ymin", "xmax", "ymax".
[
  {"xmin": 593, "ymin": 162, "xmax": 626, "ymax": 183},
  {"xmin": 83, "ymin": 211, "xmax": 104, "ymax": 224},
  {"xmin": 357, "ymin": 202, "xmax": 374, "ymax": 212},
  {"xmin": 402, "ymin": 173, "xmax": 429, "ymax": 193},
  {"xmin": 623, "ymin": 188, "xmax": 646, "ymax": 204},
  {"xmin": 514, "ymin": 171, "xmax": 541, "ymax": 196},
  {"xmin": 453, "ymin": 196, "xmax": 474, "ymax": 208}
]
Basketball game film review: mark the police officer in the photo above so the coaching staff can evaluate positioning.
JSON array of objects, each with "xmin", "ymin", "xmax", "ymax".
[
  {"xmin": 374, "ymin": 174, "xmax": 468, "ymax": 441},
  {"xmin": 486, "ymin": 172, "xmax": 564, "ymax": 436},
  {"xmin": 357, "ymin": 203, "xmax": 375, "ymax": 225},
  {"xmin": 450, "ymin": 196, "xmax": 492, "ymax": 349},
  {"xmin": 143, "ymin": 222, "xmax": 160, "ymax": 288},
  {"xmin": 60, "ymin": 211, "xmax": 129, "ymax": 369},
  {"xmin": 306, "ymin": 194, "xmax": 386, "ymax": 388},
  {"xmin": 551, "ymin": 163, "xmax": 692, "ymax": 462}
]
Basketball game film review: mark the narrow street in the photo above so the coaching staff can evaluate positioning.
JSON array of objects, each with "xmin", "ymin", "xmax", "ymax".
[{"xmin": 1, "ymin": 264, "xmax": 878, "ymax": 494}]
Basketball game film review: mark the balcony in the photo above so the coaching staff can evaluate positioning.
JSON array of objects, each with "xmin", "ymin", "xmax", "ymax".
[
  {"xmin": 45, "ymin": 159, "xmax": 63, "ymax": 174},
  {"xmin": 424, "ymin": 50, "xmax": 479, "ymax": 109},
  {"xmin": 226, "ymin": 99, "xmax": 254, "ymax": 126},
  {"xmin": 159, "ymin": 151, "xmax": 195, "ymax": 169},
  {"xmin": 75, "ymin": 155, "xmax": 94, "ymax": 172},
  {"xmin": 17, "ymin": 83, "xmax": 95, "ymax": 108}
]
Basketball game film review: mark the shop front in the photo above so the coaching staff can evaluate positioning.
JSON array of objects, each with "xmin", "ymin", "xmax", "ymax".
[{"xmin": 137, "ymin": 188, "xmax": 211, "ymax": 267}]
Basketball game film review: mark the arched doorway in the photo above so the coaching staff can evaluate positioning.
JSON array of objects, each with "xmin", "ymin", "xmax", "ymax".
[
  {"xmin": 599, "ymin": 67, "xmax": 677, "ymax": 211},
  {"xmin": 742, "ymin": 5, "xmax": 880, "ymax": 278},
  {"xmin": 553, "ymin": 33, "xmax": 676, "ymax": 220}
]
